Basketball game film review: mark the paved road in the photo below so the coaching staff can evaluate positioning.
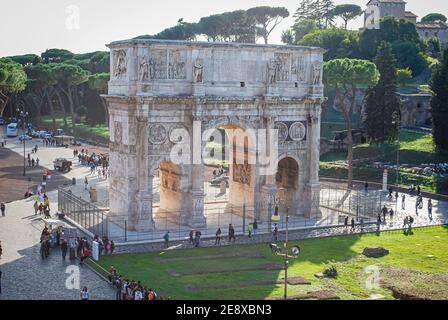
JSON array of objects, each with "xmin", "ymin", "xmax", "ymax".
[{"xmin": 0, "ymin": 194, "xmax": 114, "ymax": 300}]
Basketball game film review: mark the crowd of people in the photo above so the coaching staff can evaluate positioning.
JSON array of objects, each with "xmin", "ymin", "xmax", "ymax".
[{"xmin": 107, "ymin": 266, "xmax": 159, "ymax": 300}]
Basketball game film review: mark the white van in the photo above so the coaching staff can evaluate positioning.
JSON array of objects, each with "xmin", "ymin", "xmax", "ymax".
[{"xmin": 6, "ymin": 123, "xmax": 18, "ymax": 137}]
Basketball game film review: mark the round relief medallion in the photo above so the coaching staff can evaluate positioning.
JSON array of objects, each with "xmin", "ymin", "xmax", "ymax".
[
  {"xmin": 289, "ymin": 122, "xmax": 306, "ymax": 141},
  {"xmin": 169, "ymin": 125, "xmax": 188, "ymax": 143},
  {"xmin": 274, "ymin": 122, "xmax": 289, "ymax": 142},
  {"xmin": 148, "ymin": 124, "xmax": 167, "ymax": 144}
]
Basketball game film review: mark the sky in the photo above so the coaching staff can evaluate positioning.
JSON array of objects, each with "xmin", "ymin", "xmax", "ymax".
[{"xmin": 0, "ymin": 0, "xmax": 446, "ymax": 57}]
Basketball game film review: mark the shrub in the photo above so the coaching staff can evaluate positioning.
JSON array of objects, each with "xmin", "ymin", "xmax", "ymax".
[{"xmin": 323, "ymin": 264, "xmax": 338, "ymax": 278}]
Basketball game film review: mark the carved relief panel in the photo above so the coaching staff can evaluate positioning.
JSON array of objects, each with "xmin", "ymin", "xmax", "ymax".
[
  {"xmin": 113, "ymin": 50, "xmax": 127, "ymax": 78},
  {"xmin": 291, "ymin": 55, "xmax": 307, "ymax": 82}
]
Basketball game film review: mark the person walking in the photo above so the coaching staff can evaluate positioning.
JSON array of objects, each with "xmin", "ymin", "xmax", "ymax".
[
  {"xmin": 401, "ymin": 194, "xmax": 406, "ymax": 210},
  {"xmin": 61, "ymin": 240, "xmax": 68, "ymax": 261},
  {"xmin": 247, "ymin": 223, "xmax": 253, "ymax": 238},
  {"xmin": 189, "ymin": 230, "xmax": 194, "ymax": 245},
  {"xmin": 344, "ymin": 215, "xmax": 349, "ymax": 229},
  {"xmin": 110, "ymin": 240, "xmax": 115, "ymax": 254},
  {"xmin": 273, "ymin": 224, "xmax": 278, "ymax": 241},
  {"xmin": 163, "ymin": 231, "xmax": 170, "ymax": 248},
  {"xmin": 364, "ymin": 181, "xmax": 369, "ymax": 193},
  {"xmin": 428, "ymin": 199, "xmax": 433, "ymax": 218},
  {"xmin": 253, "ymin": 220, "xmax": 258, "ymax": 236},
  {"xmin": 382, "ymin": 206, "xmax": 388, "ymax": 222},
  {"xmin": 389, "ymin": 208, "xmax": 394, "ymax": 221},
  {"xmin": 228, "ymin": 224, "xmax": 235, "ymax": 242},
  {"xmin": 215, "ymin": 228, "xmax": 221, "ymax": 245},
  {"xmin": 80, "ymin": 287, "xmax": 89, "ymax": 300},
  {"xmin": 194, "ymin": 230, "xmax": 202, "ymax": 247},
  {"xmin": 0, "ymin": 202, "xmax": 5, "ymax": 217},
  {"xmin": 350, "ymin": 218, "xmax": 355, "ymax": 231},
  {"xmin": 33, "ymin": 200, "xmax": 39, "ymax": 215},
  {"xmin": 84, "ymin": 176, "xmax": 89, "ymax": 190}
]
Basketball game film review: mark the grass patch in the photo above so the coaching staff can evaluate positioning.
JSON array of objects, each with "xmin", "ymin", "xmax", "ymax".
[{"xmin": 99, "ymin": 226, "xmax": 448, "ymax": 300}]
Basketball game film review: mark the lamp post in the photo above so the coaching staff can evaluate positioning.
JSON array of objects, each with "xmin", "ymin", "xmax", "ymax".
[
  {"xmin": 17, "ymin": 108, "xmax": 28, "ymax": 176},
  {"xmin": 270, "ymin": 202, "xmax": 290, "ymax": 300}
]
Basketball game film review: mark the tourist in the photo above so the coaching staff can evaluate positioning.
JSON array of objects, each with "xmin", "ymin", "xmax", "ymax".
[
  {"xmin": 194, "ymin": 230, "xmax": 202, "ymax": 247},
  {"xmin": 61, "ymin": 240, "xmax": 68, "ymax": 261},
  {"xmin": 428, "ymin": 199, "xmax": 433, "ymax": 217},
  {"xmin": 31, "ymin": 158, "xmax": 35, "ymax": 167},
  {"xmin": 403, "ymin": 216, "xmax": 408, "ymax": 229},
  {"xmin": 344, "ymin": 215, "xmax": 349, "ymax": 228},
  {"xmin": 163, "ymin": 231, "xmax": 169, "ymax": 248},
  {"xmin": 417, "ymin": 185, "xmax": 421, "ymax": 196},
  {"xmin": 79, "ymin": 246, "xmax": 90, "ymax": 265},
  {"xmin": 395, "ymin": 191, "xmax": 399, "ymax": 201},
  {"xmin": 228, "ymin": 224, "xmax": 235, "ymax": 242},
  {"xmin": 0, "ymin": 203, "xmax": 5, "ymax": 217},
  {"xmin": 253, "ymin": 220, "xmax": 258, "ymax": 236},
  {"xmin": 110, "ymin": 240, "xmax": 115, "ymax": 254},
  {"xmin": 215, "ymin": 228, "xmax": 221, "ymax": 245},
  {"xmin": 273, "ymin": 224, "xmax": 278, "ymax": 241},
  {"xmin": 134, "ymin": 287, "xmax": 143, "ymax": 300},
  {"xmin": 377, "ymin": 213, "xmax": 382, "ymax": 225},
  {"xmin": 401, "ymin": 194, "xmax": 406, "ymax": 210},
  {"xmin": 382, "ymin": 206, "xmax": 388, "ymax": 221},
  {"xmin": 388, "ymin": 187, "xmax": 393, "ymax": 199},
  {"xmin": 38, "ymin": 203, "xmax": 44, "ymax": 215},
  {"xmin": 80, "ymin": 287, "xmax": 89, "ymax": 300},
  {"xmin": 148, "ymin": 288, "xmax": 158, "ymax": 300},
  {"xmin": 115, "ymin": 278, "xmax": 122, "ymax": 300},
  {"xmin": 389, "ymin": 208, "xmax": 394, "ymax": 221},
  {"xmin": 36, "ymin": 158, "xmax": 39, "ymax": 166},
  {"xmin": 350, "ymin": 218, "xmax": 355, "ymax": 231},
  {"xmin": 247, "ymin": 223, "xmax": 253, "ymax": 238},
  {"xmin": 360, "ymin": 218, "xmax": 365, "ymax": 232},
  {"xmin": 364, "ymin": 181, "xmax": 368, "ymax": 193},
  {"xmin": 33, "ymin": 200, "xmax": 39, "ymax": 215},
  {"xmin": 189, "ymin": 230, "xmax": 194, "ymax": 244},
  {"xmin": 84, "ymin": 176, "xmax": 89, "ymax": 190}
]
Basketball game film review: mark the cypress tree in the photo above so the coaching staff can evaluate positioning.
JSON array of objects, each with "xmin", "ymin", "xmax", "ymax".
[
  {"xmin": 430, "ymin": 47, "xmax": 448, "ymax": 151},
  {"xmin": 363, "ymin": 41, "xmax": 401, "ymax": 144}
]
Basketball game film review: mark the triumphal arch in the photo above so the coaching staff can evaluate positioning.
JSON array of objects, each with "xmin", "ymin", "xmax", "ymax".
[{"xmin": 104, "ymin": 39, "xmax": 325, "ymax": 232}]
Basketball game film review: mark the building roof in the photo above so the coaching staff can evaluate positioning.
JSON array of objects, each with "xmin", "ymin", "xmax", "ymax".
[
  {"xmin": 367, "ymin": 0, "xmax": 406, "ymax": 4},
  {"xmin": 404, "ymin": 11, "xmax": 418, "ymax": 18},
  {"xmin": 416, "ymin": 22, "xmax": 448, "ymax": 30}
]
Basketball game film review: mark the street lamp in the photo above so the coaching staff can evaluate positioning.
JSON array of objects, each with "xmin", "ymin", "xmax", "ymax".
[
  {"xmin": 270, "ymin": 205, "xmax": 297, "ymax": 300},
  {"xmin": 17, "ymin": 108, "xmax": 28, "ymax": 176}
]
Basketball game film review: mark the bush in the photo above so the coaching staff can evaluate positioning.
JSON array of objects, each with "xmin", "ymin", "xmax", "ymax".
[{"xmin": 323, "ymin": 264, "xmax": 338, "ymax": 278}]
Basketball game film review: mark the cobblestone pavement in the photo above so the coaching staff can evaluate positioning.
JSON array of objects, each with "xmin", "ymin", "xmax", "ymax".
[{"xmin": 0, "ymin": 194, "xmax": 114, "ymax": 300}]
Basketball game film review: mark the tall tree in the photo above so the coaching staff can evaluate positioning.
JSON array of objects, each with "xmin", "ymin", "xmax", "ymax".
[
  {"xmin": 0, "ymin": 58, "xmax": 27, "ymax": 116},
  {"xmin": 281, "ymin": 18, "xmax": 319, "ymax": 44},
  {"xmin": 247, "ymin": 6, "xmax": 289, "ymax": 44},
  {"xmin": 324, "ymin": 58, "xmax": 379, "ymax": 187},
  {"xmin": 330, "ymin": 4, "xmax": 363, "ymax": 29},
  {"xmin": 363, "ymin": 41, "xmax": 401, "ymax": 144},
  {"xmin": 51, "ymin": 64, "xmax": 89, "ymax": 129},
  {"xmin": 430, "ymin": 47, "xmax": 448, "ymax": 151},
  {"xmin": 421, "ymin": 13, "xmax": 447, "ymax": 23},
  {"xmin": 294, "ymin": 0, "xmax": 334, "ymax": 28},
  {"xmin": 88, "ymin": 73, "xmax": 110, "ymax": 125}
]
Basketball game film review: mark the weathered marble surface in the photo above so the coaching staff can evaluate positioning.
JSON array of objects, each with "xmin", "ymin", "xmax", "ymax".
[{"xmin": 103, "ymin": 40, "xmax": 325, "ymax": 232}]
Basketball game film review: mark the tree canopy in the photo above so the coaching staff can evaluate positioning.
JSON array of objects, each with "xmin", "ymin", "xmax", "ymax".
[
  {"xmin": 330, "ymin": 4, "xmax": 363, "ymax": 29},
  {"xmin": 247, "ymin": 6, "xmax": 289, "ymax": 44},
  {"xmin": 421, "ymin": 13, "xmax": 447, "ymax": 23},
  {"xmin": 0, "ymin": 58, "xmax": 27, "ymax": 116}
]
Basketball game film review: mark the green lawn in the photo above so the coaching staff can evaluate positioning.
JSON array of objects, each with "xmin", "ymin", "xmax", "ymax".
[
  {"xmin": 98, "ymin": 226, "xmax": 448, "ymax": 300},
  {"xmin": 320, "ymin": 131, "xmax": 448, "ymax": 193},
  {"xmin": 37, "ymin": 115, "xmax": 109, "ymax": 144}
]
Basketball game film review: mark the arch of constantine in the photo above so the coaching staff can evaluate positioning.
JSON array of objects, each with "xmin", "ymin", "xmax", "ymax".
[{"xmin": 104, "ymin": 39, "xmax": 325, "ymax": 232}]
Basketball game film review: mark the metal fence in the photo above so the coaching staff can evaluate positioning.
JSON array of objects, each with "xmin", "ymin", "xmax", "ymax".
[
  {"xmin": 58, "ymin": 182, "xmax": 388, "ymax": 243},
  {"xmin": 58, "ymin": 187, "xmax": 109, "ymax": 238}
]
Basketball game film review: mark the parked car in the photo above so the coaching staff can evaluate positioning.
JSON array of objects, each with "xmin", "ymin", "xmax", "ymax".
[
  {"xmin": 29, "ymin": 130, "xmax": 40, "ymax": 138},
  {"xmin": 19, "ymin": 134, "xmax": 32, "ymax": 142},
  {"xmin": 43, "ymin": 133, "xmax": 53, "ymax": 139}
]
